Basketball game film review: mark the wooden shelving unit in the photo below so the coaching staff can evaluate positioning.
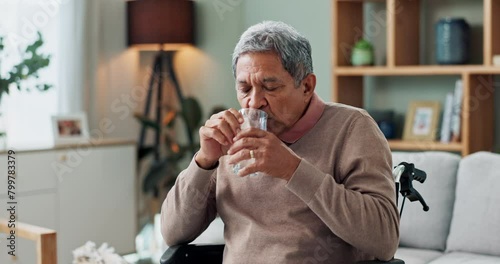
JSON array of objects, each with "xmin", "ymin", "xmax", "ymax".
[
  {"xmin": 332, "ymin": 0, "xmax": 497, "ymax": 156},
  {"xmin": 387, "ymin": 140, "xmax": 463, "ymax": 152}
]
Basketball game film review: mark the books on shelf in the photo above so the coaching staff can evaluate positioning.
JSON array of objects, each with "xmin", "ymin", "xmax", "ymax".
[
  {"xmin": 440, "ymin": 93, "xmax": 453, "ymax": 143},
  {"xmin": 451, "ymin": 80, "xmax": 463, "ymax": 142},
  {"xmin": 440, "ymin": 79, "xmax": 463, "ymax": 143}
]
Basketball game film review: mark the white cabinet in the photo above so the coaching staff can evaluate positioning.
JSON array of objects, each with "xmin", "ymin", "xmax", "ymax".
[
  {"xmin": 0, "ymin": 141, "xmax": 137, "ymax": 264},
  {"xmin": 0, "ymin": 151, "xmax": 57, "ymax": 195}
]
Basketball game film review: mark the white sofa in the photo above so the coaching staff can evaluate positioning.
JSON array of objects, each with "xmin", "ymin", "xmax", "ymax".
[
  {"xmin": 178, "ymin": 151, "xmax": 500, "ymax": 263},
  {"xmin": 393, "ymin": 151, "xmax": 500, "ymax": 264}
]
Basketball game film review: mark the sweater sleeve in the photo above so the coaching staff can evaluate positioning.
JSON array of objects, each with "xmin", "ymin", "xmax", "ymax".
[
  {"xmin": 286, "ymin": 114, "xmax": 399, "ymax": 261},
  {"xmin": 161, "ymin": 156, "xmax": 218, "ymax": 246}
]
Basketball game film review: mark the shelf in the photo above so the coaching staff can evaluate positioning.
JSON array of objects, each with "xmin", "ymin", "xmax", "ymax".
[
  {"xmin": 332, "ymin": 0, "xmax": 497, "ymax": 156},
  {"xmin": 388, "ymin": 140, "xmax": 463, "ymax": 152},
  {"xmin": 0, "ymin": 138, "xmax": 136, "ymax": 154},
  {"xmin": 334, "ymin": 65, "xmax": 500, "ymax": 76},
  {"xmin": 336, "ymin": 0, "xmax": 385, "ymax": 2}
]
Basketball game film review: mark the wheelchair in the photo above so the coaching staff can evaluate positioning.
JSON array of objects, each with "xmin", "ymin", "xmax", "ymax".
[{"xmin": 160, "ymin": 162, "xmax": 429, "ymax": 264}]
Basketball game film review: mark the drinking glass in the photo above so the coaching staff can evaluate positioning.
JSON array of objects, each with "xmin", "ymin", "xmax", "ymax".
[{"xmin": 232, "ymin": 108, "xmax": 267, "ymax": 176}]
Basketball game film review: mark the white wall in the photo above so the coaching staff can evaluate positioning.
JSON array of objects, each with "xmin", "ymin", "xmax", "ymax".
[
  {"xmin": 81, "ymin": 0, "xmax": 140, "ymax": 142},
  {"xmin": 242, "ymin": 0, "xmax": 333, "ymax": 101}
]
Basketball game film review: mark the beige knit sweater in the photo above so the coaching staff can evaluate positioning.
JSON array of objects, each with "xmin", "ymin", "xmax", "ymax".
[{"xmin": 161, "ymin": 103, "xmax": 399, "ymax": 263}]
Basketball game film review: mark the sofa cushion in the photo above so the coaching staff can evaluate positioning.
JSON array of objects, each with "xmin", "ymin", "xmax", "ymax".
[
  {"xmin": 392, "ymin": 151, "xmax": 460, "ymax": 251},
  {"xmin": 428, "ymin": 251, "xmax": 500, "ymax": 264},
  {"xmin": 446, "ymin": 151, "xmax": 500, "ymax": 256},
  {"xmin": 394, "ymin": 247, "xmax": 443, "ymax": 264}
]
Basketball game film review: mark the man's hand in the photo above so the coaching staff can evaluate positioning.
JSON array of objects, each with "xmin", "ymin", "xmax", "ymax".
[
  {"xmin": 196, "ymin": 109, "xmax": 243, "ymax": 169},
  {"xmin": 227, "ymin": 128, "xmax": 301, "ymax": 181}
]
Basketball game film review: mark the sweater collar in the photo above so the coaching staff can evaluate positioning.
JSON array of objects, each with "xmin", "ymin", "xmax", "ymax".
[{"xmin": 278, "ymin": 93, "xmax": 325, "ymax": 144}]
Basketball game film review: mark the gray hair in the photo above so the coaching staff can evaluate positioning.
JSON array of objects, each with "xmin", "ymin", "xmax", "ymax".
[{"xmin": 232, "ymin": 21, "xmax": 313, "ymax": 87}]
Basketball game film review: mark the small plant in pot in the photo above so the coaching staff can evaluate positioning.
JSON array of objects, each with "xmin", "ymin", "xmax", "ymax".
[{"xmin": 351, "ymin": 39, "xmax": 375, "ymax": 66}]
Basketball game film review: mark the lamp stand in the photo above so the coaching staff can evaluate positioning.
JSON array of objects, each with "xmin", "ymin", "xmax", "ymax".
[
  {"xmin": 138, "ymin": 49, "xmax": 163, "ymax": 161},
  {"xmin": 164, "ymin": 51, "xmax": 196, "ymax": 155},
  {"xmin": 137, "ymin": 49, "xmax": 195, "ymax": 163}
]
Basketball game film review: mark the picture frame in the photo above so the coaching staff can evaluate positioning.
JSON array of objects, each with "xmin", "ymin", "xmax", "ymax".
[
  {"xmin": 403, "ymin": 101, "xmax": 441, "ymax": 141},
  {"xmin": 51, "ymin": 113, "xmax": 90, "ymax": 145}
]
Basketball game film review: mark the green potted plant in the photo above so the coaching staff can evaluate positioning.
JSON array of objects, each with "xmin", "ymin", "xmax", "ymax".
[
  {"xmin": 0, "ymin": 32, "xmax": 52, "ymax": 98},
  {"xmin": 0, "ymin": 32, "xmax": 52, "ymax": 141},
  {"xmin": 135, "ymin": 96, "xmax": 203, "ymax": 196},
  {"xmin": 351, "ymin": 39, "xmax": 375, "ymax": 66}
]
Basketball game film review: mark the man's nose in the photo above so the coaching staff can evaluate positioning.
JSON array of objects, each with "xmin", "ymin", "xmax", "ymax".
[{"xmin": 248, "ymin": 89, "xmax": 267, "ymax": 109}]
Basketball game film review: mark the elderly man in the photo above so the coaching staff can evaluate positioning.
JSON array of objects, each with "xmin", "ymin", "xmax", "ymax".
[{"xmin": 161, "ymin": 21, "xmax": 399, "ymax": 263}]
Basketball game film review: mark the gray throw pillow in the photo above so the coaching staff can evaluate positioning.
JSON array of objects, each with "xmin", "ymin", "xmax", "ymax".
[
  {"xmin": 392, "ymin": 151, "xmax": 460, "ymax": 251},
  {"xmin": 446, "ymin": 151, "xmax": 500, "ymax": 256}
]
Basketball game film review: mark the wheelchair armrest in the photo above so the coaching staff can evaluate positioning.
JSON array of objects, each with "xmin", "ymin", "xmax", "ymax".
[
  {"xmin": 357, "ymin": 259, "xmax": 404, "ymax": 264},
  {"xmin": 159, "ymin": 244, "xmax": 403, "ymax": 264},
  {"xmin": 160, "ymin": 244, "xmax": 225, "ymax": 264}
]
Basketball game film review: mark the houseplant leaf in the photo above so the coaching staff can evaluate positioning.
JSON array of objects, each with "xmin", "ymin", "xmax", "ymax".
[
  {"xmin": 137, "ymin": 146, "xmax": 155, "ymax": 160},
  {"xmin": 142, "ymin": 158, "xmax": 182, "ymax": 193},
  {"xmin": 0, "ymin": 31, "xmax": 52, "ymax": 99},
  {"xmin": 163, "ymin": 108, "xmax": 177, "ymax": 128},
  {"xmin": 181, "ymin": 96, "xmax": 202, "ymax": 132},
  {"xmin": 134, "ymin": 112, "xmax": 160, "ymax": 130}
]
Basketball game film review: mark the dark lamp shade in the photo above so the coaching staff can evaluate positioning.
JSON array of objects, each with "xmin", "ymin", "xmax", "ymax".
[{"xmin": 127, "ymin": 0, "xmax": 194, "ymax": 50}]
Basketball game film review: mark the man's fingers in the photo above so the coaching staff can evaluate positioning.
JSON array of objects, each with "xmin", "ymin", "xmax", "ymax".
[
  {"xmin": 223, "ymin": 108, "xmax": 243, "ymax": 135},
  {"xmin": 227, "ymin": 137, "xmax": 258, "ymax": 155},
  {"xmin": 200, "ymin": 126, "xmax": 229, "ymax": 145},
  {"xmin": 205, "ymin": 119, "xmax": 235, "ymax": 144},
  {"xmin": 228, "ymin": 128, "xmax": 270, "ymax": 154},
  {"xmin": 233, "ymin": 127, "xmax": 267, "ymax": 141},
  {"xmin": 228, "ymin": 148, "xmax": 254, "ymax": 165},
  {"xmin": 227, "ymin": 108, "xmax": 244, "ymax": 123},
  {"xmin": 205, "ymin": 109, "xmax": 243, "ymax": 143}
]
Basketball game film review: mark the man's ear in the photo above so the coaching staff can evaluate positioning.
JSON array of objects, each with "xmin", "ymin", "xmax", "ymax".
[{"xmin": 302, "ymin": 73, "xmax": 316, "ymax": 98}]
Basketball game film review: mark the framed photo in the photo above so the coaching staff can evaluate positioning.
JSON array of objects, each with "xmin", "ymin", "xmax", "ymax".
[
  {"xmin": 51, "ymin": 113, "xmax": 89, "ymax": 145},
  {"xmin": 403, "ymin": 101, "xmax": 441, "ymax": 141}
]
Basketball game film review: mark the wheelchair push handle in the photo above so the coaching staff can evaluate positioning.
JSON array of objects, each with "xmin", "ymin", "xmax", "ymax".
[{"xmin": 393, "ymin": 162, "xmax": 430, "ymax": 215}]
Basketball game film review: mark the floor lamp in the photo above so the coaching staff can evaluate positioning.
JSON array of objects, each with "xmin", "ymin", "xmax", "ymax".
[{"xmin": 127, "ymin": 0, "xmax": 195, "ymax": 163}]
